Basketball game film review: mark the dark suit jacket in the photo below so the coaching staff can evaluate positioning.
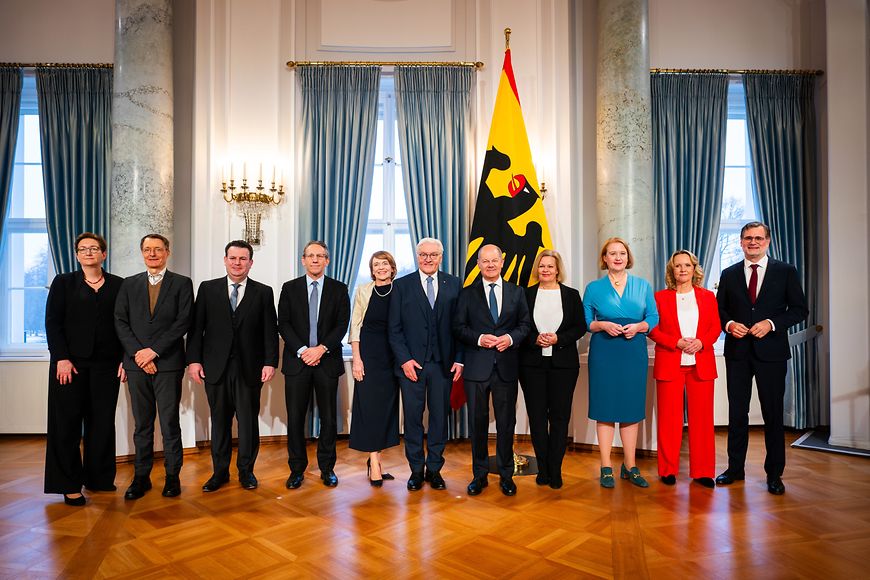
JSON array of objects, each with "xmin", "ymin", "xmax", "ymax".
[
  {"xmin": 186, "ymin": 276, "xmax": 279, "ymax": 386},
  {"xmin": 114, "ymin": 270, "xmax": 194, "ymax": 372},
  {"xmin": 717, "ymin": 258, "xmax": 808, "ymax": 362},
  {"xmin": 519, "ymin": 283, "xmax": 587, "ymax": 369},
  {"xmin": 45, "ymin": 269, "xmax": 124, "ymax": 365},
  {"xmin": 649, "ymin": 287, "xmax": 721, "ymax": 381},
  {"xmin": 278, "ymin": 275, "xmax": 350, "ymax": 377},
  {"xmin": 387, "ymin": 270, "xmax": 464, "ymax": 376},
  {"xmin": 453, "ymin": 278, "xmax": 531, "ymax": 382}
]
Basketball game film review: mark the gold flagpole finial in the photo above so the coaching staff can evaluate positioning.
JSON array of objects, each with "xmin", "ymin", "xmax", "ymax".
[{"xmin": 504, "ymin": 28, "xmax": 511, "ymax": 51}]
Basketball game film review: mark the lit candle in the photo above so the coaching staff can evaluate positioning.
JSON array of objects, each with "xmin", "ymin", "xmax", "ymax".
[
  {"xmin": 230, "ymin": 163, "xmax": 234, "ymax": 181},
  {"xmin": 243, "ymin": 162, "xmax": 247, "ymax": 180},
  {"xmin": 221, "ymin": 165, "xmax": 225, "ymax": 183},
  {"xmin": 271, "ymin": 165, "xmax": 276, "ymax": 184},
  {"xmin": 259, "ymin": 162, "xmax": 263, "ymax": 181}
]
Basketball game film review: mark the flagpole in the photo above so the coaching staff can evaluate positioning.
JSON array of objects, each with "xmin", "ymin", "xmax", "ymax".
[{"xmin": 504, "ymin": 27, "xmax": 511, "ymax": 50}]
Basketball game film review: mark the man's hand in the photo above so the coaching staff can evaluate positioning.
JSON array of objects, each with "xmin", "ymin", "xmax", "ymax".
[
  {"xmin": 135, "ymin": 347, "xmax": 158, "ymax": 368},
  {"xmin": 301, "ymin": 345, "xmax": 326, "ymax": 366},
  {"xmin": 56, "ymin": 359, "xmax": 77, "ymax": 385},
  {"xmin": 494, "ymin": 335, "xmax": 512, "ymax": 352},
  {"xmin": 402, "ymin": 359, "xmax": 422, "ymax": 382},
  {"xmin": 261, "ymin": 365, "xmax": 276, "ymax": 383},
  {"xmin": 450, "ymin": 362, "xmax": 463, "ymax": 382},
  {"xmin": 729, "ymin": 322, "xmax": 750, "ymax": 338},
  {"xmin": 479, "ymin": 334, "xmax": 499, "ymax": 348},
  {"xmin": 749, "ymin": 320, "xmax": 773, "ymax": 339},
  {"xmin": 188, "ymin": 363, "xmax": 205, "ymax": 385},
  {"xmin": 142, "ymin": 361, "xmax": 158, "ymax": 375}
]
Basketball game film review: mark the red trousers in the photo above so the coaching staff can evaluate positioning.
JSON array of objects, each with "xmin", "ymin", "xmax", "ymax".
[{"xmin": 656, "ymin": 366, "xmax": 715, "ymax": 478}]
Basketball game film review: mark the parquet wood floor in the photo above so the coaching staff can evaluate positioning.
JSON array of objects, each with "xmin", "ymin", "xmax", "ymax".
[{"xmin": 0, "ymin": 430, "xmax": 868, "ymax": 579}]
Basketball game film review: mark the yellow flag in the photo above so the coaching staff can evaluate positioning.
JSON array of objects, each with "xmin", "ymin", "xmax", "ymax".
[{"xmin": 463, "ymin": 48, "xmax": 553, "ymax": 287}]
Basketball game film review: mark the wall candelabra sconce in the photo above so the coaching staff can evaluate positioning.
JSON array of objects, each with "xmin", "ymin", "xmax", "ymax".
[{"xmin": 221, "ymin": 163, "xmax": 284, "ymax": 246}]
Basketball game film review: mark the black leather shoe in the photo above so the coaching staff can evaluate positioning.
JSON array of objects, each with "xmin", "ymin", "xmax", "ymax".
[
  {"xmin": 63, "ymin": 493, "xmax": 86, "ymax": 506},
  {"xmin": 549, "ymin": 476, "xmax": 563, "ymax": 490},
  {"xmin": 124, "ymin": 477, "xmax": 152, "ymax": 500},
  {"xmin": 162, "ymin": 475, "xmax": 181, "ymax": 497},
  {"xmin": 767, "ymin": 477, "xmax": 785, "ymax": 495},
  {"xmin": 321, "ymin": 471, "xmax": 338, "ymax": 487},
  {"xmin": 694, "ymin": 477, "xmax": 715, "ymax": 488},
  {"xmin": 661, "ymin": 474, "xmax": 677, "ymax": 485},
  {"xmin": 715, "ymin": 470, "xmax": 745, "ymax": 485},
  {"xmin": 285, "ymin": 472, "xmax": 304, "ymax": 489},
  {"xmin": 499, "ymin": 477, "xmax": 517, "ymax": 496},
  {"xmin": 407, "ymin": 471, "xmax": 425, "ymax": 491},
  {"xmin": 467, "ymin": 476, "xmax": 488, "ymax": 496},
  {"xmin": 202, "ymin": 473, "xmax": 230, "ymax": 492},
  {"xmin": 428, "ymin": 471, "xmax": 447, "ymax": 490},
  {"xmin": 240, "ymin": 472, "xmax": 258, "ymax": 490},
  {"xmin": 535, "ymin": 473, "xmax": 550, "ymax": 486}
]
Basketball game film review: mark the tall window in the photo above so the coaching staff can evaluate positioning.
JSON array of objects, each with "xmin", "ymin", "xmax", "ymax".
[
  {"xmin": 0, "ymin": 72, "xmax": 53, "ymax": 354},
  {"xmin": 707, "ymin": 79, "xmax": 759, "ymax": 290},
  {"xmin": 351, "ymin": 76, "xmax": 415, "ymax": 295}
]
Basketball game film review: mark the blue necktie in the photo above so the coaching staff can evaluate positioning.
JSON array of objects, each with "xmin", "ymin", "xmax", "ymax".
[
  {"xmin": 426, "ymin": 276, "xmax": 435, "ymax": 309},
  {"xmin": 488, "ymin": 283, "xmax": 499, "ymax": 323},
  {"xmin": 230, "ymin": 283, "xmax": 240, "ymax": 311},
  {"xmin": 308, "ymin": 281, "xmax": 319, "ymax": 347}
]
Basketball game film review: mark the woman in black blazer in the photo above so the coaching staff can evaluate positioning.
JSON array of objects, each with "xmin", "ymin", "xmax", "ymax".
[
  {"xmin": 519, "ymin": 250, "xmax": 587, "ymax": 489},
  {"xmin": 44, "ymin": 233, "xmax": 125, "ymax": 506}
]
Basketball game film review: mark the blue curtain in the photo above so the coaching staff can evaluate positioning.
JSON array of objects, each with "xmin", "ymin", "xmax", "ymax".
[
  {"xmin": 298, "ymin": 66, "xmax": 381, "ymax": 288},
  {"xmin": 0, "ymin": 67, "xmax": 22, "ymax": 247},
  {"xmin": 394, "ymin": 66, "xmax": 473, "ymax": 276},
  {"xmin": 743, "ymin": 73, "xmax": 818, "ymax": 429},
  {"xmin": 36, "ymin": 67, "xmax": 113, "ymax": 275},
  {"xmin": 651, "ymin": 73, "xmax": 728, "ymax": 290},
  {"xmin": 394, "ymin": 66, "xmax": 473, "ymax": 439}
]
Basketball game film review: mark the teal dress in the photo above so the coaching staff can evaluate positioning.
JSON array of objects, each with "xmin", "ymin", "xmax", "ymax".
[{"xmin": 583, "ymin": 275, "xmax": 658, "ymax": 422}]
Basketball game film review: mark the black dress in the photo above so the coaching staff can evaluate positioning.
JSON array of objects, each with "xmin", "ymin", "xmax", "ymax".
[{"xmin": 349, "ymin": 288, "xmax": 400, "ymax": 452}]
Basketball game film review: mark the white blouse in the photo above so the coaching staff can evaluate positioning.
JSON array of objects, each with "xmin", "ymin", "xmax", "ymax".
[
  {"xmin": 534, "ymin": 289, "xmax": 563, "ymax": 357},
  {"xmin": 676, "ymin": 290, "xmax": 699, "ymax": 366}
]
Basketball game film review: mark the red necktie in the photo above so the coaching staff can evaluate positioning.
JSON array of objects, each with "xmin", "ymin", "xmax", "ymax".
[{"xmin": 748, "ymin": 264, "xmax": 759, "ymax": 304}]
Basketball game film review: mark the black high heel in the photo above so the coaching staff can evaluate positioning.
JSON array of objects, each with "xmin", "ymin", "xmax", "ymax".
[{"xmin": 367, "ymin": 458, "xmax": 383, "ymax": 487}]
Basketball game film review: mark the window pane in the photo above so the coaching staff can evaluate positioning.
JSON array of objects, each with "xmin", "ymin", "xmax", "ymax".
[
  {"xmin": 717, "ymin": 232, "xmax": 744, "ymax": 273},
  {"xmin": 394, "ymin": 166, "xmax": 407, "ymax": 219},
  {"xmin": 375, "ymin": 119, "xmax": 384, "ymax": 163},
  {"xmin": 724, "ymin": 119, "xmax": 747, "ymax": 166},
  {"xmin": 394, "ymin": 230, "xmax": 415, "ymax": 278},
  {"xmin": 369, "ymin": 167, "xmax": 384, "ymax": 219},
  {"xmin": 352, "ymin": 232, "xmax": 385, "ymax": 293},
  {"xmin": 23, "ymin": 166, "xmax": 45, "ymax": 218},
  {"xmin": 2, "ymin": 232, "xmax": 51, "ymax": 346},
  {"xmin": 392, "ymin": 122, "xmax": 401, "ymax": 166}
]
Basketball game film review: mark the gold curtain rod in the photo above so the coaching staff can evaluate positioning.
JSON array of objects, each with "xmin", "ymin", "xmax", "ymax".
[
  {"xmin": 0, "ymin": 62, "xmax": 113, "ymax": 69},
  {"xmin": 287, "ymin": 60, "xmax": 484, "ymax": 70},
  {"xmin": 651, "ymin": 68, "xmax": 823, "ymax": 76}
]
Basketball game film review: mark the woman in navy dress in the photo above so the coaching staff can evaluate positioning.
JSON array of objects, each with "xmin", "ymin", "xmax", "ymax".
[
  {"xmin": 583, "ymin": 237, "xmax": 658, "ymax": 488},
  {"xmin": 349, "ymin": 251, "xmax": 400, "ymax": 486}
]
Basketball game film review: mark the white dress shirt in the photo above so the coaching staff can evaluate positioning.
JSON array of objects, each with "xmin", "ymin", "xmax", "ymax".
[
  {"xmin": 534, "ymin": 288, "xmax": 562, "ymax": 357},
  {"xmin": 675, "ymin": 290, "xmax": 699, "ymax": 365},
  {"xmin": 227, "ymin": 276, "xmax": 248, "ymax": 305},
  {"xmin": 419, "ymin": 270, "xmax": 439, "ymax": 302}
]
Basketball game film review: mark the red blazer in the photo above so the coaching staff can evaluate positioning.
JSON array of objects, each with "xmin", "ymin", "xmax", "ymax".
[{"xmin": 649, "ymin": 286, "xmax": 721, "ymax": 381}]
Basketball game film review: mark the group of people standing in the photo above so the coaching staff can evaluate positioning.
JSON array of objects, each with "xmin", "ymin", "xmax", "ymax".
[{"xmin": 44, "ymin": 220, "xmax": 807, "ymax": 507}]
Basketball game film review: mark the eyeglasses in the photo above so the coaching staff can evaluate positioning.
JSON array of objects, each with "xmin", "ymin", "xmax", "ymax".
[
  {"xmin": 417, "ymin": 252, "xmax": 442, "ymax": 260},
  {"xmin": 742, "ymin": 236, "xmax": 767, "ymax": 243},
  {"xmin": 304, "ymin": 253, "xmax": 328, "ymax": 259},
  {"xmin": 76, "ymin": 246, "xmax": 102, "ymax": 255},
  {"xmin": 479, "ymin": 259, "xmax": 502, "ymax": 266},
  {"xmin": 142, "ymin": 247, "xmax": 167, "ymax": 255}
]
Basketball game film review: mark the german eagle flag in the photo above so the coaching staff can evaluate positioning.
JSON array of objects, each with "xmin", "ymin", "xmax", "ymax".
[{"xmin": 462, "ymin": 46, "xmax": 553, "ymax": 288}]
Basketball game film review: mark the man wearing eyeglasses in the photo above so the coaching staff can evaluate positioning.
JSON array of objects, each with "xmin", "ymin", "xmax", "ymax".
[
  {"xmin": 278, "ymin": 241, "xmax": 350, "ymax": 489},
  {"xmin": 388, "ymin": 238, "xmax": 464, "ymax": 491},
  {"xmin": 715, "ymin": 221, "xmax": 808, "ymax": 495},
  {"xmin": 114, "ymin": 234, "xmax": 194, "ymax": 500}
]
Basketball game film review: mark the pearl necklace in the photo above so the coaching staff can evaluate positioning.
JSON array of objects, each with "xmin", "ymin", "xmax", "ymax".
[{"xmin": 373, "ymin": 283, "xmax": 393, "ymax": 297}]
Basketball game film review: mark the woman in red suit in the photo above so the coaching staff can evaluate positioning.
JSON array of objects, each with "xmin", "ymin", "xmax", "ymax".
[{"xmin": 649, "ymin": 250, "xmax": 721, "ymax": 488}]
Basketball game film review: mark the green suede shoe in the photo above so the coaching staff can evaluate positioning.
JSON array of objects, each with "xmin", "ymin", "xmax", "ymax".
[
  {"xmin": 600, "ymin": 467, "xmax": 615, "ymax": 488},
  {"xmin": 621, "ymin": 464, "xmax": 649, "ymax": 488}
]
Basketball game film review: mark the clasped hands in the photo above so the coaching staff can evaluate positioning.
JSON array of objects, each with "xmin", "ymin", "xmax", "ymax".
[
  {"xmin": 676, "ymin": 337, "xmax": 703, "ymax": 354},
  {"xmin": 599, "ymin": 321, "xmax": 645, "ymax": 339},
  {"xmin": 134, "ymin": 348, "xmax": 159, "ymax": 375},
  {"xmin": 729, "ymin": 320, "xmax": 772, "ymax": 339},
  {"xmin": 535, "ymin": 332, "xmax": 558, "ymax": 348},
  {"xmin": 479, "ymin": 334, "xmax": 512, "ymax": 352}
]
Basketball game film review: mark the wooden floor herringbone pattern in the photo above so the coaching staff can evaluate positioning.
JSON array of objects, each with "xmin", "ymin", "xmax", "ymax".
[{"xmin": 0, "ymin": 431, "xmax": 868, "ymax": 579}]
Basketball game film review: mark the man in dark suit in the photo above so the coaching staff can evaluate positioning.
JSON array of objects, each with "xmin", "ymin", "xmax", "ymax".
[
  {"xmin": 278, "ymin": 241, "xmax": 350, "ymax": 489},
  {"xmin": 715, "ymin": 222, "xmax": 808, "ymax": 495},
  {"xmin": 453, "ymin": 244, "xmax": 530, "ymax": 496},
  {"xmin": 186, "ymin": 240, "xmax": 278, "ymax": 492},
  {"xmin": 388, "ymin": 237, "xmax": 464, "ymax": 492},
  {"xmin": 115, "ymin": 234, "xmax": 194, "ymax": 500}
]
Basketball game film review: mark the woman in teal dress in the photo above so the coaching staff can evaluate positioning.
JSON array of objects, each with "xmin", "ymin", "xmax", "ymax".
[{"xmin": 583, "ymin": 237, "xmax": 658, "ymax": 489}]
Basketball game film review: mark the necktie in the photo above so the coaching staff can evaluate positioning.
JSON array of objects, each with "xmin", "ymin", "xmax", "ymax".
[
  {"xmin": 426, "ymin": 276, "xmax": 435, "ymax": 309},
  {"xmin": 309, "ymin": 281, "xmax": 319, "ymax": 347},
  {"xmin": 489, "ymin": 283, "xmax": 499, "ymax": 323},
  {"xmin": 230, "ymin": 283, "xmax": 240, "ymax": 311},
  {"xmin": 748, "ymin": 264, "xmax": 759, "ymax": 304},
  {"xmin": 148, "ymin": 273, "xmax": 163, "ymax": 285}
]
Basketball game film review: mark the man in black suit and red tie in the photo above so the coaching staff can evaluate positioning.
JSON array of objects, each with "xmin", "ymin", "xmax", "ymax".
[
  {"xmin": 186, "ymin": 240, "xmax": 278, "ymax": 492},
  {"xmin": 715, "ymin": 222, "xmax": 808, "ymax": 495},
  {"xmin": 453, "ymin": 244, "xmax": 530, "ymax": 497},
  {"xmin": 278, "ymin": 241, "xmax": 350, "ymax": 489},
  {"xmin": 115, "ymin": 234, "xmax": 194, "ymax": 500}
]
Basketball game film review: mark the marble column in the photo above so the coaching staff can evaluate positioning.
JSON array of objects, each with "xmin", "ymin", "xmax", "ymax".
[
  {"xmin": 595, "ymin": 0, "xmax": 654, "ymax": 284},
  {"xmin": 110, "ymin": 0, "xmax": 174, "ymax": 276}
]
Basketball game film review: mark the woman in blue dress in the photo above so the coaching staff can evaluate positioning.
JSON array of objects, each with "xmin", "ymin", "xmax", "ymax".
[{"xmin": 583, "ymin": 237, "xmax": 658, "ymax": 488}]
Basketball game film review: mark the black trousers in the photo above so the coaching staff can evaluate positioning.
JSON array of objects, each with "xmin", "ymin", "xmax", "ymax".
[
  {"xmin": 399, "ymin": 361, "xmax": 451, "ymax": 473},
  {"xmin": 284, "ymin": 366, "xmax": 337, "ymax": 474},
  {"xmin": 44, "ymin": 363, "xmax": 120, "ymax": 494},
  {"xmin": 205, "ymin": 357, "xmax": 262, "ymax": 476},
  {"xmin": 725, "ymin": 355, "xmax": 787, "ymax": 479},
  {"xmin": 465, "ymin": 368, "xmax": 518, "ymax": 479},
  {"xmin": 518, "ymin": 359, "xmax": 579, "ymax": 480},
  {"xmin": 127, "ymin": 370, "xmax": 184, "ymax": 478}
]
